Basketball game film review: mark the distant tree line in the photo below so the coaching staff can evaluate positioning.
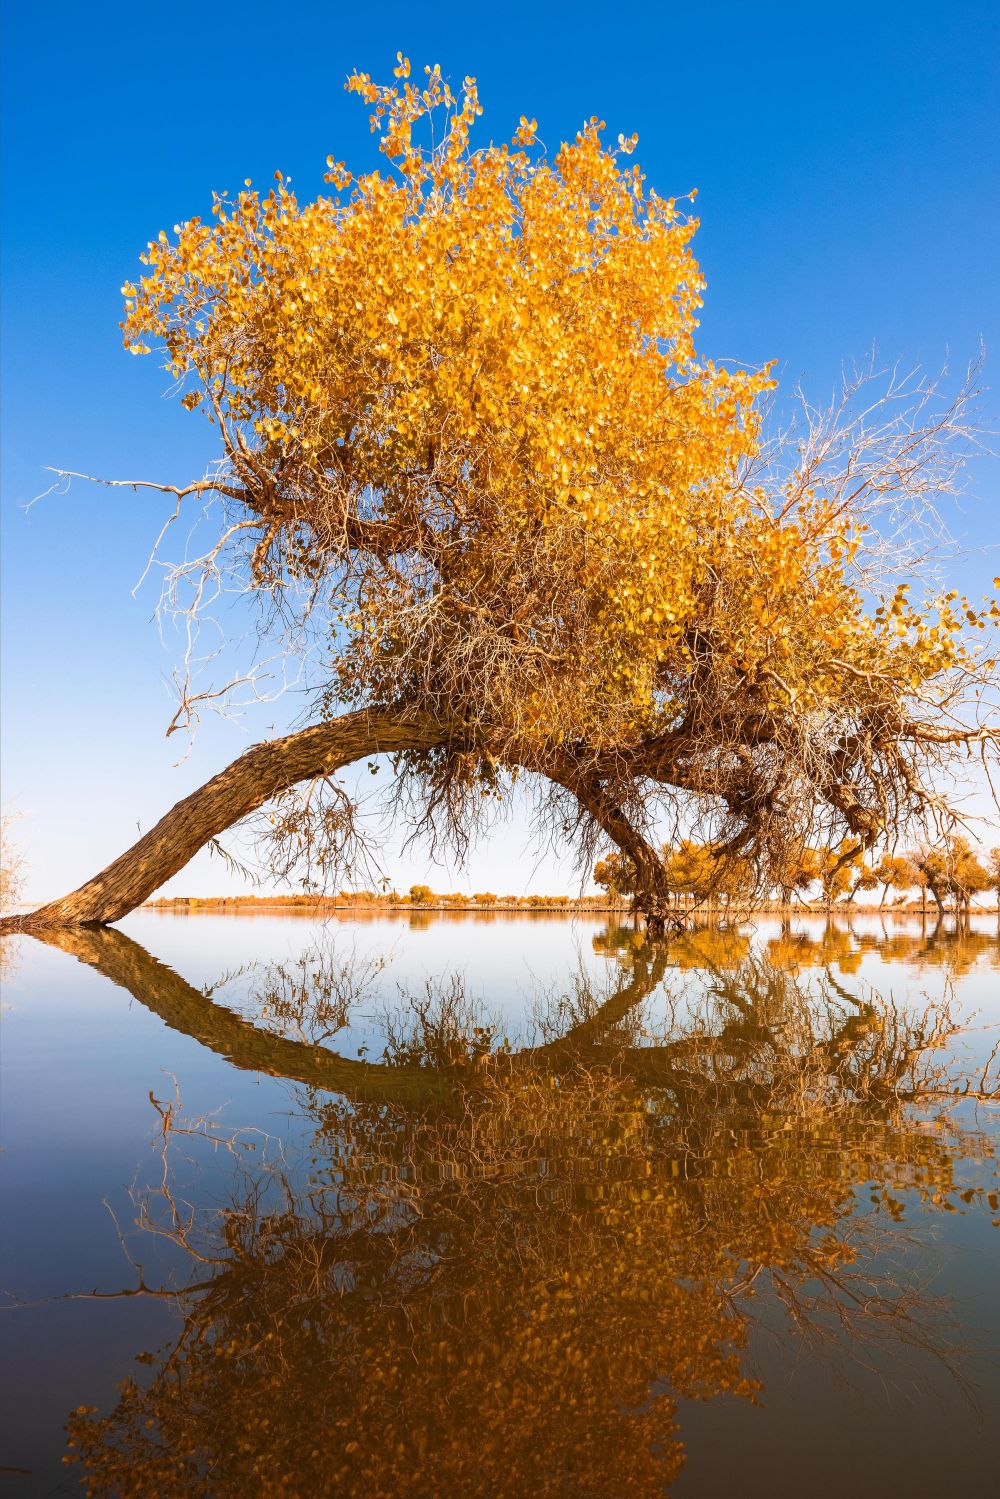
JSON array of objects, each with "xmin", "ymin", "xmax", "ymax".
[
  {"xmin": 142, "ymin": 841, "xmax": 999, "ymax": 917},
  {"xmin": 147, "ymin": 889, "xmax": 586, "ymax": 912},
  {"xmin": 593, "ymin": 837, "xmax": 1000, "ymax": 915}
]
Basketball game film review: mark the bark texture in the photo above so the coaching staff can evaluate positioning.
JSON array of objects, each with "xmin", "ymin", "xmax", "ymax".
[
  {"xmin": 0, "ymin": 707, "xmax": 679, "ymax": 933},
  {"xmin": 1, "ymin": 710, "xmax": 448, "ymax": 931}
]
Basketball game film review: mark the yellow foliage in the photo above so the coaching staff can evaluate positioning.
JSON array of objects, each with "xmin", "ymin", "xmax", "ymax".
[{"xmin": 117, "ymin": 57, "xmax": 998, "ymax": 885}]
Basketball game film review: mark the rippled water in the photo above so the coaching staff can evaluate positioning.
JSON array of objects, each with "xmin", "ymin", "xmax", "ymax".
[{"xmin": 2, "ymin": 912, "xmax": 998, "ymax": 1495}]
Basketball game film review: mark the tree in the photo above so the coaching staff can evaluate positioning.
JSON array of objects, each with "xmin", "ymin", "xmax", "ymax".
[
  {"xmin": 596, "ymin": 840, "xmax": 753, "ymax": 910},
  {"xmin": 911, "ymin": 837, "xmax": 989, "ymax": 917},
  {"xmin": 990, "ymin": 849, "xmax": 1000, "ymax": 910},
  {"xmin": 5, "ymin": 58, "xmax": 999, "ymax": 935},
  {"xmin": 943, "ymin": 836, "xmax": 990, "ymax": 914},
  {"xmin": 872, "ymin": 853, "xmax": 916, "ymax": 908},
  {"xmin": 815, "ymin": 841, "xmax": 863, "ymax": 910},
  {"xmin": 771, "ymin": 844, "xmax": 818, "ymax": 908},
  {"xmin": 664, "ymin": 839, "xmax": 716, "ymax": 906},
  {"xmin": 919, "ymin": 841, "xmax": 950, "ymax": 916},
  {"xmin": 593, "ymin": 854, "xmax": 637, "ymax": 901},
  {"xmin": 0, "ymin": 814, "xmax": 25, "ymax": 915},
  {"xmin": 845, "ymin": 857, "xmax": 880, "ymax": 905}
]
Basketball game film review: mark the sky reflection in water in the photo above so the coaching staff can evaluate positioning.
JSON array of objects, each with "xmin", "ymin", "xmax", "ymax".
[{"xmin": 1, "ymin": 912, "xmax": 998, "ymax": 1496}]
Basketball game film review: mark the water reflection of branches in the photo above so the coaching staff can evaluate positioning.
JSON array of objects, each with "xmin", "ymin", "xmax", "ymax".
[
  {"xmin": 234, "ymin": 945, "xmax": 386, "ymax": 1049},
  {"xmin": 765, "ymin": 919, "xmax": 1000, "ymax": 977},
  {"xmin": 36, "ymin": 928, "xmax": 998, "ymax": 1496},
  {"xmin": 593, "ymin": 915, "xmax": 1000, "ymax": 977},
  {"xmin": 378, "ymin": 974, "xmax": 507, "ymax": 1070}
]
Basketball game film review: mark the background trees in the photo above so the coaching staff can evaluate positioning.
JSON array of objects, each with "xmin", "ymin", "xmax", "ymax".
[
  {"xmin": 873, "ymin": 854, "xmax": 918, "ymax": 908},
  {"xmin": 990, "ymin": 849, "xmax": 1000, "ymax": 910},
  {"xmin": 593, "ymin": 837, "xmax": 993, "ymax": 913},
  {"xmin": 911, "ymin": 837, "xmax": 990, "ymax": 916},
  {"xmin": 593, "ymin": 854, "xmax": 638, "ymax": 902},
  {"xmin": 0, "ymin": 815, "xmax": 24, "ymax": 915},
  {"xmin": 945, "ymin": 837, "xmax": 991, "ymax": 913}
]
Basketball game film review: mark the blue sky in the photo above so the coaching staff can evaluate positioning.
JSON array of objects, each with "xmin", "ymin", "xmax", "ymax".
[{"xmin": 3, "ymin": 0, "xmax": 999, "ymax": 902}]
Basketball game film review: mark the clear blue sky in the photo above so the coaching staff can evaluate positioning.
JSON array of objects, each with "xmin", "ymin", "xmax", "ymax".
[{"xmin": 3, "ymin": 0, "xmax": 999, "ymax": 902}]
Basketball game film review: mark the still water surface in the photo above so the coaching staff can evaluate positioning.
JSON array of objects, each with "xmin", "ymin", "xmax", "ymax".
[{"xmin": 1, "ymin": 912, "xmax": 998, "ymax": 1495}]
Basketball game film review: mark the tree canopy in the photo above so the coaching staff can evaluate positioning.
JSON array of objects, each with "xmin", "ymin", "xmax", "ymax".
[{"xmin": 7, "ymin": 58, "xmax": 999, "ymax": 930}]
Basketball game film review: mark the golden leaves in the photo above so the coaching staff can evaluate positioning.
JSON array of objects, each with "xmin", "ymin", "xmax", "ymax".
[{"xmin": 116, "ymin": 55, "xmax": 998, "ymax": 780}]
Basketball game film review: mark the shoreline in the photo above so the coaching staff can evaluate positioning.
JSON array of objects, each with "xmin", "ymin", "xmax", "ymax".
[{"xmin": 138, "ymin": 896, "xmax": 1000, "ymax": 917}]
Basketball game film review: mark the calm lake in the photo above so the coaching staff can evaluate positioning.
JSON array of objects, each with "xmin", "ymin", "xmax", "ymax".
[{"xmin": 1, "ymin": 911, "xmax": 998, "ymax": 1496}]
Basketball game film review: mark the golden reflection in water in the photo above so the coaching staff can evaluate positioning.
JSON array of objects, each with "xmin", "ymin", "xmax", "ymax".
[
  {"xmin": 592, "ymin": 915, "xmax": 1000, "ymax": 976},
  {"xmin": 28, "ymin": 926, "xmax": 999, "ymax": 1498}
]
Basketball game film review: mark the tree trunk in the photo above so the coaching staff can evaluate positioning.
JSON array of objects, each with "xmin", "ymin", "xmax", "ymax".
[
  {"xmin": 30, "ymin": 923, "xmax": 451, "ymax": 1105},
  {"xmin": 539, "ymin": 765, "xmax": 676, "ymax": 934},
  {"xmin": 0, "ymin": 709, "xmax": 683, "ymax": 937},
  {"xmin": 1, "ymin": 710, "xmax": 449, "ymax": 931}
]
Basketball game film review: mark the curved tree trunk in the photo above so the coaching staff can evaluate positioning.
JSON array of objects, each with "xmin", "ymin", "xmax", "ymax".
[
  {"xmin": 544, "ymin": 768, "xmax": 676, "ymax": 933},
  {"xmin": 32, "ymin": 924, "xmax": 758, "ymax": 1110},
  {"xmin": 30, "ymin": 923, "xmax": 453, "ymax": 1105},
  {"xmin": 0, "ymin": 708, "xmax": 676, "ymax": 935},
  {"xmin": 27, "ymin": 924, "xmax": 672, "ymax": 1100},
  {"xmin": 1, "ymin": 710, "xmax": 449, "ymax": 931}
]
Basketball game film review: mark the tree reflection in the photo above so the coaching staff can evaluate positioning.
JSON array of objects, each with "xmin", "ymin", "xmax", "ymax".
[
  {"xmin": 31, "ymin": 927, "xmax": 1000, "ymax": 1497},
  {"xmin": 763, "ymin": 918, "xmax": 1000, "ymax": 976},
  {"xmin": 591, "ymin": 914, "xmax": 1000, "ymax": 978}
]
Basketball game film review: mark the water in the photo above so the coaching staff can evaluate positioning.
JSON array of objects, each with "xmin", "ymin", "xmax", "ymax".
[{"xmin": 1, "ymin": 912, "xmax": 998, "ymax": 1495}]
